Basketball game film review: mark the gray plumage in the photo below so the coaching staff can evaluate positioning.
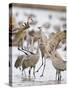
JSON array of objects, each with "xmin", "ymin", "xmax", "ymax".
[{"xmin": 14, "ymin": 46, "xmax": 39, "ymax": 78}]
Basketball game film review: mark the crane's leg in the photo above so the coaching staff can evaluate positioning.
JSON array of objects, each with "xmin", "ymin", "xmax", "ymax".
[
  {"xmin": 57, "ymin": 71, "xmax": 61, "ymax": 81},
  {"xmin": 18, "ymin": 40, "xmax": 21, "ymax": 50},
  {"xmin": 22, "ymin": 68, "xmax": 24, "ymax": 76},
  {"xmin": 58, "ymin": 74, "xmax": 60, "ymax": 81},
  {"xmin": 24, "ymin": 70, "xmax": 26, "ymax": 77},
  {"xmin": 59, "ymin": 72, "xmax": 61, "ymax": 81},
  {"xmin": 26, "ymin": 37, "xmax": 31, "ymax": 50},
  {"xmin": 33, "ymin": 66, "xmax": 35, "ymax": 78},
  {"xmin": 41, "ymin": 55, "xmax": 44, "ymax": 66},
  {"xmin": 56, "ymin": 70, "xmax": 60, "ymax": 81},
  {"xmin": 27, "ymin": 40, "xmax": 29, "ymax": 50},
  {"xmin": 29, "ymin": 68, "xmax": 31, "ymax": 78},
  {"xmin": 55, "ymin": 70, "xmax": 57, "ymax": 80},
  {"xmin": 40, "ymin": 60, "xmax": 46, "ymax": 77},
  {"xmin": 18, "ymin": 42, "xmax": 20, "ymax": 50},
  {"xmin": 30, "ymin": 36, "xmax": 34, "ymax": 51},
  {"xmin": 21, "ymin": 37, "xmax": 24, "ymax": 50},
  {"xmin": 36, "ymin": 56, "xmax": 44, "ymax": 72},
  {"xmin": 56, "ymin": 70, "xmax": 61, "ymax": 81},
  {"xmin": 22, "ymin": 68, "xmax": 26, "ymax": 77},
  {"xmin": 21, "ymin": 38, "xmax": 23, "ymax": 50}
]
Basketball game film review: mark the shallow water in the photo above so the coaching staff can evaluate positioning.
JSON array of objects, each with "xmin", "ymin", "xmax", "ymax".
[
  {"xmin": 12, "ymin": 76, "xmax": 66, "ymax": 87},
  {"xmin": 9, "ymin": 46, "xmax": 67, "ymax": 87}
]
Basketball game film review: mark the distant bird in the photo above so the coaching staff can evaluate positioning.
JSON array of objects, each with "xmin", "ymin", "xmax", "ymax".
[
  {"xmin": 53, "ymin": 25, "xmax": 61, "ymax": 32},
  {"xmin": 24, "ymin": 12, "xmax": 36, "ymax": 18},
  {"xmin": 48, "ymin": 14, "xmax": 52, "ymax": 19},
  {"xmin": 42, "ymin": 22, "xmax": 51, "ymax": 29},
  {"xmin": 58, "ymin": 16, "xmax": 66, "ymax": 21}
]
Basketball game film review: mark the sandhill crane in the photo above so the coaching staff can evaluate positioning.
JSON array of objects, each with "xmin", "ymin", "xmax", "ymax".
[
  {"xmin": 36, "ymin": 30, "xmax": 66, "ymax": 78},
  {"xmin": 14, "ymin": 43, "xmax": 40, "ymax": 78},
  {"xmin": 11, "ymin": 16, "xmax": 33, "ymax": 49},
  {"xmin": 24, "ymin": 27, "xmax": 42, "ymax": 51},
  {"xmin": 36, "ymin": 33, "xmax": 47, "ymax": 73},
  {"xmin": 26, "ymin": 26, "xmax": 47, "ymax": 51},
  {"xmin": 49, "ymin": 51, "xmax": 66, "ymax": 80},
  {"xmin": 35, "ymin": 27, "xmax": 47, "ymax": 73}
]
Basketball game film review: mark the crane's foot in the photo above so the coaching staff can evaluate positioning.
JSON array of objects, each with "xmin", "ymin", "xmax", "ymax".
[{"xmin": 33, "ymin": 75, "xmax": 36, "ymax": 79}]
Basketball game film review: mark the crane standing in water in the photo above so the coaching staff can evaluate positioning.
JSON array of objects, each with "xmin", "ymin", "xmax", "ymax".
[
  {"xmin": 15, "ymin": 42, "xmax": 40, "ymax": 78},
  {"xmin": 36, "ymin": 30, "xmax": 66, "ymax": 80}
]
